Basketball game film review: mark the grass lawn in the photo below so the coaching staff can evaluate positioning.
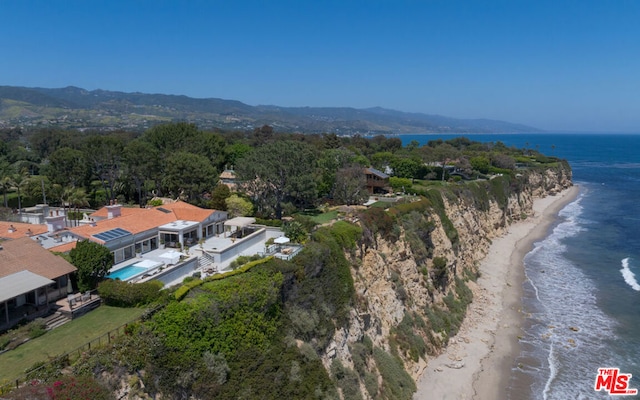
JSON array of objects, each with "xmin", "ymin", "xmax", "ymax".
[
  {"xmin": 0, "ymin": 306, "xmax": 145, "ymax": 383},
  {"xmin": 309, "ymin": 210, "xmax": 338, "ymax": 224}
]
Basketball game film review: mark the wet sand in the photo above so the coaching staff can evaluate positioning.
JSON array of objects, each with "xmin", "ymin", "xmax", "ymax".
[{"xmin": 413, "ymin": 186, "xmax": 580, "ymax": 400}]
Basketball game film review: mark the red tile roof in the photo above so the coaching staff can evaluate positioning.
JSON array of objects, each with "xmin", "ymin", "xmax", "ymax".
[
  {"xmin": 71, "ymin": 201, "xmax": 218, "ymax": 243},
  {"xmin": 90, "ymin": 206, "xmax": 147, "ymax": 219},
  {"xmin": 156, "ymin": 201, "xmax": 217, "ymax": 222},
  {"xmin": 48, "ymin": 242, "xmax": 77, "ymax": 253},
  {"xmin": 0, "ymin": 221, "xmax": 48, "ymax": 240},
  {"xmin": 0, "ymin": 237, "xmax": 76, "ymax": 279}
]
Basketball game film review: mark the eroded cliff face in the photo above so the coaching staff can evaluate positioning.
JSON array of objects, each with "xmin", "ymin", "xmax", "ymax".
[{"xmin": 321, "ymin": 166, "xmax": 572, "ymax": 397}]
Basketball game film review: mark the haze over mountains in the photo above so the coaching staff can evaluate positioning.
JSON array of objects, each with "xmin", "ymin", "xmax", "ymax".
[{"xmin": 0, "ymin": 85, "xmax": 539, "ymax": 134}]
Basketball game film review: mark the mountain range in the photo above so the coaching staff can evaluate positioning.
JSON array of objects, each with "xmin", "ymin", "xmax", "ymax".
[{"xmin": 0, "ymin": 85, "xmax": 540, "ymax": 134}]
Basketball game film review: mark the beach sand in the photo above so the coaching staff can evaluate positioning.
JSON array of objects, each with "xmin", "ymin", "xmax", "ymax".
[{"xmin": 413, "ymin": 186, "xmax": 580, "ymax": 400}]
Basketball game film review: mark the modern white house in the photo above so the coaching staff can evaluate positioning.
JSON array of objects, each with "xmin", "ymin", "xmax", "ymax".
[{"xmin": 44, "ymin": 201, "xmax": 227, "ymax": 265}]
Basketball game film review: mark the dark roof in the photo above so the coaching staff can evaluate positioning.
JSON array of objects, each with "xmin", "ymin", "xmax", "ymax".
[{"xmin": 365, "ymin": 167, "xmax": 389, "ymax": 179}]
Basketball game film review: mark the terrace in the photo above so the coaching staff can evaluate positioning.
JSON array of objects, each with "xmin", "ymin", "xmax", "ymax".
[{"xmin": 106, "ymin": 224, "xmax": 287, "ymax": 287}]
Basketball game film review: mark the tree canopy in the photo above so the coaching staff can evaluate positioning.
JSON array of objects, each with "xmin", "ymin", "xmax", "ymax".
[{"xmin": 69, "ymin": 240, "xmax": 114, "ymax": 291}]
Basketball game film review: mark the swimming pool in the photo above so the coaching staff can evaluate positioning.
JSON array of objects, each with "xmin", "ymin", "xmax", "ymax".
[{"xmin": 106, "ymin": 264, "xmax": 147, "ymax": 281}]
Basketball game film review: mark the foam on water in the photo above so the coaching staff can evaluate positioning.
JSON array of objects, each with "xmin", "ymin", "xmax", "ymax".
[
  {"xmin": 620, "ymin": 258, "xmax": 640, "ymax": 291},
  {"xmin": 515, "ymin": 194, "xmax": 620, "ymax": 399}
]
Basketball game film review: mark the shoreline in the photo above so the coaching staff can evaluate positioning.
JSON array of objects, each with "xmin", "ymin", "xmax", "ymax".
[{"xmin": 413, "ymin": 185, "xmax": 580, "ymax": 400}]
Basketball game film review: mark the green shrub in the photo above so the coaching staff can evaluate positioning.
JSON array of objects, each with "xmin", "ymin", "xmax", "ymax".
[
  {"xmin": 423, "ymin": 190, "xmax": 458, "ymax": 246},
  {"xmin": 364, "ymin": 371, "xmax": 379, "ymax": 398},
  {"xmin": 0, "ymin": 336, "xmax": 10, "ymax": 351},
  {"xmin": 331, "ymin": 359, "xmax": 363, "ymax": 400},
  {"xmin": 432, "ymin": 256, "xmax": 448, "ymax": 288},
  {"xmin": 389, "ymin": 176, "xmax": 413, "ymax": 191},
  {"xmin": 255, "ymin": 218, "xmax": 283, "ymax": 227},
  {"xmin": 372, "ymin": 347, "xmax": 416, "ymax": 400},
  {"xmin": 173, "ymin": 278, "xmax": 204, "ymax": 301},
  {"xmin": 401, "ymin": 212, "xmax": 435, "ymax": 265},
  {"xmin": 392, "ymin": 312, "xmax": 427, "ymax": 362},
  {"xmin": 28, "ymin": 321, "xmax": 47, "ymax": 339},
  {"xmin": 98, "ymin": 279, "xmax": 165, "ymax": 306},
  {"xmin": 229, "ymin": 254, "xmax": 264, "ymax": 270},
  {"xmin": 358, "ymin": 207, "xmax": 396, "ymax": 247},
  {"xmin": 319, "ymin": 220, "xmax": 362, "ymax": 250}
]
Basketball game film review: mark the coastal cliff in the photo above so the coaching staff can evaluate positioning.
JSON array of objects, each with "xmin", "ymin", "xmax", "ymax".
[
  {"xmin": 320, "ymin": 165, "xmax": 572, "ymax": 398},
  {"xmin": 3, "ymin": 164, "xmax": 572, "ymax": 400}
]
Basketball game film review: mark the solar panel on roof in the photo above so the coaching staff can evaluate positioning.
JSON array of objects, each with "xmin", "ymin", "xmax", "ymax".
[
  {"xmin": 157, "ymin": 207, "xmax": 171, "ymax": 213},
  {"xmin": 93, "ymin": 228, "xmax": 132, "ymax": 242}
]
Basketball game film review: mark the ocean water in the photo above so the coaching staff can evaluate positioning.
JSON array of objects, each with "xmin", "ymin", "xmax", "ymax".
[{"xmin": 396, "ymin": 133, "xmax": 640, "ymax": 399}]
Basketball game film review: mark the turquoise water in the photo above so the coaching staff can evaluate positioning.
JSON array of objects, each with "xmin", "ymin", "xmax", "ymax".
[
  {"xmin": 106, "ymin": 264, "xmax": 147, "ymax": 281},
  {"xmin": 397, "ymin": 133, "xmax": 640, "ymax": 399}
]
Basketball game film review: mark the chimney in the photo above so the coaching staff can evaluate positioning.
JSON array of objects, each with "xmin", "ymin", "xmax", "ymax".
[
  {"xmin": 106, "ymin": 203, "xmax": 122, "ymax": 219},
  {"xmin": 8, "ymin": 225, "xmax": 16, "ymax": 233},
  {"xmin": 46, "ymin": 214, "xmax": 65, "ymax": 233}
]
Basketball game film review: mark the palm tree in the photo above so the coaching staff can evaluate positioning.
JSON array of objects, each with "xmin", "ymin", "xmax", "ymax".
[
  {"xmin": 0, "ymin": 177, "xmax": 11, "ymax": 208},
  {"xmin": 10, "ymin": 168, "xmax": 30, "ymax": 214},
  {"xmin": 61, "ymin": 187, "xmax": 75, "ymax": 227},
  {"xmin": 0, "ymin": 160, "xmax": 12, "ymax": 208},
  {"xmin": 68, "ymin": 188, "xmax": 90, "ymax": 227}
]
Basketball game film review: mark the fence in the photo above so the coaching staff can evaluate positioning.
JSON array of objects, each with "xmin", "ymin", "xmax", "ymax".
[{"xmin": 4, "ymin": 304, "xmax": 163, "ymax": 392}]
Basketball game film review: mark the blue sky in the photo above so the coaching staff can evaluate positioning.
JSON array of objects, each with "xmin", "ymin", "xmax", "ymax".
[{"xmin": 1, "ymin": 0, "xmax": 639, "ymax": 132}]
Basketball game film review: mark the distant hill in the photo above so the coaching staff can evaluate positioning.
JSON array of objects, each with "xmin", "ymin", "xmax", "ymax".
[{"xmin": 0, "ymin": 85, "xmax": 540, "ymax": 134}]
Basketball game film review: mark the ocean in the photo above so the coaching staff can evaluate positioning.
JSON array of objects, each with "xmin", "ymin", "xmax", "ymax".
[{"xmin": 395, "ymin": 133, "xmax": 640, "ymax": 399}]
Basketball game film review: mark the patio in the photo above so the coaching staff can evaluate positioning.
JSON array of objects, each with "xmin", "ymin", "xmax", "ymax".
[{"xmin": 106, "ymin": 225, "xmax": 287, "ymax": 287}]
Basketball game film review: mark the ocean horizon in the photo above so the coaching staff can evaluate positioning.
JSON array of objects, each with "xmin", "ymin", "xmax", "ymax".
[{"xmin": 396, "ymin": 133, "xmax": 640, "ymax": 399}]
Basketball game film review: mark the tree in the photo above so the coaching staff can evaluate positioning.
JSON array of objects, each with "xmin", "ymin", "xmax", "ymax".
[
  {"xmin": 491, "ymin": 153, "xmax": 516, "ymax": 170},
  {"xmin": 163, "ymin": 152, "xmax": 217, "ymax": 202},
  {"xmin": 225, "ymin": 194, "xmax": 253, "ymax": 217},
  {"xmin": 123, "ymin": 140, "xmax": 160, "ymax": 206},
  {"xmin": 236, "ymin": 141, "xmax": 317, "ymax": 219},
  {"xmin": 332, "ymin": 166, "xmax": 367, "ymax": 205},
  {"xmin": 283, "ymin": 220, "xmax": 307, "ymax": 244},
  {"xmin": 68, "ymin": 188, "xmax": 90, "ymax": 226},
  {"xmin": 45, "ymin": 147, "xmax": 88, "ymax": 188},
  {"xmin": 9, "ymin": 167, "xmax": 30, "ymax": 213},
  {"xmin": 429, "ymin": 143, "xmax": 459, "ymax": 181},
  {"xmin": 69, "ymin": 240, "xmax": 114, "ymax": 291},
  {"xmin": 0, "ymin": 159, "xmax": 12, "ymax": 208},
  {"xmin": 210, "ymin": 183, "xmax": 231, "ymax": 210},
  {"xmin": 317, "ymin": 148, "xmax": 356, "ymax": 197},
  {"xmin": 83, "ymin": 135, "xmax": 124, "ymax": 203},
  {"xmin": 470, "ymin": 156, "xmax": 491, "ymax": 174},
  {"xmin": 390, "ymin": 157, "xmax": 421, "ymax": 179},
  {"xmin": 143, "ymin": 122, "xmax": 200, "ymax": 156}
]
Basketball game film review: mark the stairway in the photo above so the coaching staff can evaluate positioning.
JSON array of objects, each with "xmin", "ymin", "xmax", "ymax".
[
  {"xmin": 44, "ymin": 312, "xmax": 71, "ymax": 331},
  {"xmin": 198, "ymin": 252, "xmax": 217, "ymax": 272}
]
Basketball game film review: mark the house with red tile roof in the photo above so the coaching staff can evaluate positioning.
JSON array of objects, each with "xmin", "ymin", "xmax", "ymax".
[
  {"xmin": 49, "ymin": 202, "xmax": 227, "ymax": 265},
  {"xmin": 0, "ymin": 221, "xmax": 48, "ymax": 241},
  {"xmin": 0, "ymin": 237, "xmax": 77, "ymax": 331}
]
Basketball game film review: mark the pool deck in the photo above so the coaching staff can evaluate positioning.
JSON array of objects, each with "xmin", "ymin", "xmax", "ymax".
[{"xmin": 108, "ymin": 226, "xmax": 286, "ymax": 287}]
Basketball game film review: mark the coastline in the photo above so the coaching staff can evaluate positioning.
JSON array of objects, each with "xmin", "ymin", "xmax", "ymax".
[{"xmin": 413, "ymin": 185, "xmax": 580, "ymax": 400}]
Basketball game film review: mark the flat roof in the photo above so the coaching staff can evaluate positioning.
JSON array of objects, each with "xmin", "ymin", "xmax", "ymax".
[
  {"xmin": 0, "ymin": 270, "xmax": 54, "ymax": 303},
  {"xmin": 224, "ymin": 217, "xmax": 256, "ymax": 228},
  {"xmin": 158, "ymin": 220, "xmax": 200, "ymax": 231}
]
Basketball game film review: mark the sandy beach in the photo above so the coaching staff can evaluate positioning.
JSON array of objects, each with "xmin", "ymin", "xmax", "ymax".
[{"xmin": 413, "ymin": 186, "xmax": 580, "ymax": 400}]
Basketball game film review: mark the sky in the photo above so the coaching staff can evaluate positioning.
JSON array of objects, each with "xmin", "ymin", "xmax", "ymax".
[{"xmin": 1, "ymin": 0, "xmax": 640, "ymax": 132}]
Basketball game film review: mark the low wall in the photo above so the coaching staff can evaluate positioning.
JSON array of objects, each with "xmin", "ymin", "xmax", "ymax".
[
  {"xmin": 152, "ymin": 257, "xmax": 199, "ymax": 286},
  {"xmin": 209, "ymin": 228, "xmax": 267, "ymax": 264}
]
